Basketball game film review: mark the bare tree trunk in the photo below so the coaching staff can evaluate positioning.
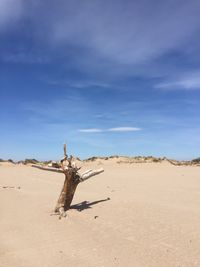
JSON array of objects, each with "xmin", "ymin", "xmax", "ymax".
[
  {"xmin": 54, "ymin": 171, "xmax": 80, "ymax": 213},
  {"xmin": 32, "ymin": 144, "xmax": 104, "ymax": 217}
]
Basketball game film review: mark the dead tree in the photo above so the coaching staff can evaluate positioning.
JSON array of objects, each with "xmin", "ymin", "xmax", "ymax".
[{"xmin": 32, "ymin": 144, "xmax": 104, "ymax": 217}]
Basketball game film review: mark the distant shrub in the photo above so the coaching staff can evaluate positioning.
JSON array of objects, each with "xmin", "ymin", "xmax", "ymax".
[
  {"xmin": 24, "ymin": 159, "xmax": 39, "ymax": 164},
  {"xmin": 86, "ymin": 157, "xmax": 98, "ymax": 162},
  {"xmin": 192, "ymin": 157, "xmax": 200, "ymax": 164},
  {"xmin": 152, "ymin": 158, "xmax": 160, "ymax": 162}
]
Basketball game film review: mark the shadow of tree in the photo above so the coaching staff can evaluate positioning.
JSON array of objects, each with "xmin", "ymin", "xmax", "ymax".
[{"xmin": 70, "ymin": 197, "xmax": 110, "ymax": 212}]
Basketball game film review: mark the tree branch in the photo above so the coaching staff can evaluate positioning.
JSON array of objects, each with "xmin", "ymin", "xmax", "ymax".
[
  {"xmin": 79, "ymin": 168, "xmax": 104, "ymax": 182},
  {"xmin": 32, "ymin": 164, "xmax": 64, "ymax": 173}
]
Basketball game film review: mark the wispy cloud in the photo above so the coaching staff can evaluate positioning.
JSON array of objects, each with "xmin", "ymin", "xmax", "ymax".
[
  {"xmin": 42, "ymin": 77, "xmax": 110, "ymax": 89},
  {"xmin": 1, "ymin": 52, "xmax": 49, "ymax": 64},
  {"xmin": 22, "ymin": 92, "xmax": 91, "ymax": 124},
  {"xmin": 1, "ymin": 1, "xmax": 199, "ymax": 76},
  {"xmin": 78, "ymin": 128, "xmax": 102, "ymax": 133},
  {"xmin": 108, "ymin": 127, "xmax": 141, "ymax": 132},
  {"xmin": 0, "ymin": 0, "xmax": 24, "ymax": 30},
  {"xmin": 78, "ymin": 127, "xmax": 141, "ymax": 133},
  {"xmin": 48, "ymin": 0, "xmax": 200, "ymax": 67},
  {"xmin": 155, "ymin": 71, "xmax": 200, "ymax": 90}
]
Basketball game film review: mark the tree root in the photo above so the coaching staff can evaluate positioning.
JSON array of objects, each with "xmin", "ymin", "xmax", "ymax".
[{"xmin": 58, "ymin": 207, "xmax": 67, "ymax": 219}]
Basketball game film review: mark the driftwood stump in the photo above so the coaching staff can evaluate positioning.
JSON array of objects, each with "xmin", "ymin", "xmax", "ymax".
[{"xmin": 32, "ymin": 144, "xmax": 104, "ymax": 218}]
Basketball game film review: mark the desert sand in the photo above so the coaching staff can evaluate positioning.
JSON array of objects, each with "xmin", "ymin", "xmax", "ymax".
[{"xmin": 1, "ymin": 160, "xmax": 200, "ymax": 267}]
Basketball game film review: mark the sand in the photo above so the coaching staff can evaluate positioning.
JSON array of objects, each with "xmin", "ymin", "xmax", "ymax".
[{"xmin": 1, "ymin": 160, "xmax": 200, "ymax": 267}]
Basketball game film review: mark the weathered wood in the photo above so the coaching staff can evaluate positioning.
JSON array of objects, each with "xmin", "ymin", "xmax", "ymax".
[
  {"xmin": 64, "ymin": 143, "xmax": 67, "ymax": 158},
  {"xmin": 80, "ymin": 168, "xmax": 104, "ymax": 182},
  {"xmin": 32, "ymin": 164, "xmax": 64, "ymax": 173},
  {"xmin": 31, "ymin": 164, "xmax": 104, "ymax": 179},
  {"xmin": 32, "ymin": 144, "xmax": 104, "ymax": 217},
  {"xmin": 54, "ymin": 171, "xmax": 80, "ymax": 214},
  {"xmin": 57, "ymin": 145, "xmax": 104, "ymax": 217}
]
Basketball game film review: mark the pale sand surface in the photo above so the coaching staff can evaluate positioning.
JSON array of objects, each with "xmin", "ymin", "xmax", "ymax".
[{"xmin": 1, "ymin": 161, "xmax": 200, "ymax": 267}]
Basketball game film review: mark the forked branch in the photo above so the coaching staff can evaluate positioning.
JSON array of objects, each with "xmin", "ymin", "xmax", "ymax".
[
  {"xmin": 31, "ymin": 144, "xmax": 104, "ymax": 218},
  {"xmin": 32, "ymin": 164, "xmax": 104, "ymax": 183}
]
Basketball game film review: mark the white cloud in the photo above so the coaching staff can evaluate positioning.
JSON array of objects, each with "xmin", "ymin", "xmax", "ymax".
[
  {"xmin": 108, "ymin": 127, "xmax": 141, "ymax": 132},
  {"xmin": 78, "ymin": 128, "xmax": 103, "ymax": 133},
  {"xmin": 156, "ymin": 71, "xmax": 200, "ymax": 90},
  {"xmin": 78, "ymin": 127, "xmax": 141, "ymax": 133}
]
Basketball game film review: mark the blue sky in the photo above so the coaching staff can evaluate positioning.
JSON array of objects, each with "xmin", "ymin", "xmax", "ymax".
[{"xmin": 1, "ymin": 0, "xmax": 200, "ymax": 160}]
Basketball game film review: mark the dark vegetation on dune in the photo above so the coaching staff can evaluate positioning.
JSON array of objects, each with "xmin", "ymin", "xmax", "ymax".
[
  {"xmin": 191, "ymin": 157, "xmax": 200, "ymax": 164},
  {"xmin": 0, "ymin": 158, "xmax": 14, "ymax": 163},
  {"xmin": 0, "ymin": 156, "xmax": 200, "ymax": 166}
]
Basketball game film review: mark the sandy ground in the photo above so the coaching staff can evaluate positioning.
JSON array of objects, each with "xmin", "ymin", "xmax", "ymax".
[{"xmin": 1, "ymin": 160, "xmax": 200, "ymax": 267}]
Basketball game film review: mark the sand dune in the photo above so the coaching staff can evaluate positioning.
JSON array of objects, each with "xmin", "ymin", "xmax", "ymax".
[{"xmin": 1, "ymin": 161, "xmax": 200, "ymax": 266}]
